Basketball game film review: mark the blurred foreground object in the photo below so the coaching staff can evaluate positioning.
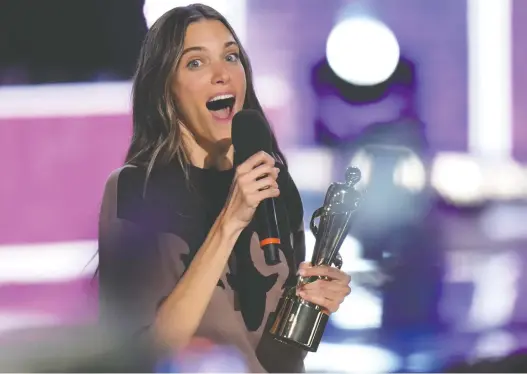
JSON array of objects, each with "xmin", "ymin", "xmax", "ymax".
[{"xmin": 0, "ymin": 324, "xmax": 159, "ymax": 372}]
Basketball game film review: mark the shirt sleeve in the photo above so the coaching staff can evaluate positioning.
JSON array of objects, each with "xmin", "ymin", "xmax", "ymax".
[{"xmin": 97, "ymin": 166, "xmax": 190, "ymax": 349}]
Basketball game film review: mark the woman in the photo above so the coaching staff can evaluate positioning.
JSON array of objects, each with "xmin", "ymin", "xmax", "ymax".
[{"xmin": 97, "ymin": 4, "xmax": 351, "ymax": 372}]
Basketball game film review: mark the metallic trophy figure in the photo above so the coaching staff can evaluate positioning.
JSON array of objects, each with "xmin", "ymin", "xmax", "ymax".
[{"xmin": 268, "ymin": 166, "xmax": 362, "ymax": 352}]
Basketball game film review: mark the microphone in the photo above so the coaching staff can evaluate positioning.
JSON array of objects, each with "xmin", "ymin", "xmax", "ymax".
[{"xmin": 231, "ymin": 109, "xmax": 282, "ymax": 266}]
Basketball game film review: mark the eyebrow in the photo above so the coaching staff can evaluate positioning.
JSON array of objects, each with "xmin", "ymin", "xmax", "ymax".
[{"xmin": 181, "ymin": 41, "xmax": 238, "ymax": 58}]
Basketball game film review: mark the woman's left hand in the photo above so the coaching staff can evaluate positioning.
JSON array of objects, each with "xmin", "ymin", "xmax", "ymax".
[{"xmin": 296, "ymin": 262, "xmax": 351, "ymax": 314}]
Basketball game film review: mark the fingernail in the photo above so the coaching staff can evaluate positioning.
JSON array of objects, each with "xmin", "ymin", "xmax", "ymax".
[{"xmin": 298, "ymin": 269, "xmax": 306, "ymax": 276}]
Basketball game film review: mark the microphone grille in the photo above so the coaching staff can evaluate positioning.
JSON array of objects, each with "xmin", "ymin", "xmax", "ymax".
[{"xmin": 231, "ymin": 109, "xmax": 273, "ymax": 161}]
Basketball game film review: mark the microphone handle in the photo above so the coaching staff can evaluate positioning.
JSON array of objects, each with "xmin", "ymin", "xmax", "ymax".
[{"xmin": 256, "ymin": 198, "xmax": 281, "ymax": 265}]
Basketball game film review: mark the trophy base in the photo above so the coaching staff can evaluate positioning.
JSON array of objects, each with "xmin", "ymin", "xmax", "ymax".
[{"xmin": 269, "ymin": 292, "xmax": 329, "ymax": 352}]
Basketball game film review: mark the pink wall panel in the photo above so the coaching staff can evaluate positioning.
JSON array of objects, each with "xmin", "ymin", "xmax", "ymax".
[{"xmin": 0, "ymin": 115, "xmax": 131, "ymax": 245}]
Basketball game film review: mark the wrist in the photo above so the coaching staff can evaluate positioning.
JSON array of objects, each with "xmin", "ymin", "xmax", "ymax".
[{"xmin": 217, "ymin": 210, "xmax": 244, "ymax": 245}]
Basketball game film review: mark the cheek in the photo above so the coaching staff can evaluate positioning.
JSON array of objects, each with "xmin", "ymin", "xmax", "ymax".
[
  {"xmin": 232, "ymin": 66, "xmax": 247, "ymax": 95},
  {"xmin": 173, "ymin": 84, "xmax": 203, "ymax": 119}
]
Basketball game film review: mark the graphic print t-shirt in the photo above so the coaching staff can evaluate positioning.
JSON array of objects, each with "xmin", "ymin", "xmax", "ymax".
[{"xmin": 97, "ymin": 162, "xmax": 307, "ymax": 372}]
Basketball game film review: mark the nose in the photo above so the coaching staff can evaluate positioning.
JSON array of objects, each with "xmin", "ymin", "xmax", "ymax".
[{"xmin": 211, "ymin": 62, "xmax": 231, "ymax": 85}]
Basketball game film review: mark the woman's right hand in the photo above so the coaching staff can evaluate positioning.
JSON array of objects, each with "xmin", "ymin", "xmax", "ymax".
[{"xmin": 221, "ymin": 151, "xmax": 280, "ymax": 233}]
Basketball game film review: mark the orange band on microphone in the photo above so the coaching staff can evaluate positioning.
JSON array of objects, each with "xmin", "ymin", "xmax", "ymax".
[{"xmin": 260, "ymin": 238, "xmax": 281, "ymax": 246}]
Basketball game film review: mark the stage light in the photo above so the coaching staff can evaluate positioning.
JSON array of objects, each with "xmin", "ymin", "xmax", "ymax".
[
  {"xmin": 472, "ymin": 330, "xmax": 517, "ymax": 359},
  {"xmin": 431, "ymin": 153, "xmax": 485, "ymax": 206},
  {"xmin": 467, "ymin": 0, "xmax": 512, "ymax": 159},
  {"xmin": 304, "ymin": 343, "xmax": 401, "ymax": 373},
  {"xmin": 393, "ymin": 152, "xmax": 427, "ymax": 193},
  {"xmin": 331, "ymin": 287, "xmax": 382, "ymax": 330},
  {"xmin": 483, "ymin": 160, "xmax": 527, "ymax": 200},
  {"xmin": 349, "ymin": 146, "xmax": 427, "ymax": 193},
  {"xmin": 286, "ymin": 148, "xmax": 334, "ymax": 193},
  {"xmin": 326, "ymin": 17, "xmax": 400, "ymax": 86},
  {"xmin": 0, "ymin": 240, "xmax": 98, "ymax": 284}
]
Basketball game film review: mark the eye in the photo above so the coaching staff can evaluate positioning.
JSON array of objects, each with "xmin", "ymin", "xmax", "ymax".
[
  {"xmin": 225, "ymin": 52, "xmax": 240, "ymax": 63},
  {"xmin": 187, "ymin": 59, "xmax": 202, "ymax": 69}
]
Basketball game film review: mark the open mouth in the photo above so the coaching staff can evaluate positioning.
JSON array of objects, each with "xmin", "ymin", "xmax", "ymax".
[{"xmin": 206, "ymin": 94, "xmax": 236, "ymax": 120}]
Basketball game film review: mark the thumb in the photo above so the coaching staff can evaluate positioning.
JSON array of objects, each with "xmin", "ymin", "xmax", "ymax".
[{"xmin": 298, "ymin": 261, "xmax": 312, "ymax": 273}]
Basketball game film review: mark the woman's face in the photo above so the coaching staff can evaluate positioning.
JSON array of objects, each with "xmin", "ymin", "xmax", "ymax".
[{"xmin": 172, "ymin": 20, "xmax": 247, "ymax": 146}]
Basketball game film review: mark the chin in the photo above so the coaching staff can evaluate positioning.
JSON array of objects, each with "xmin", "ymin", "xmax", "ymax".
[{"xmin": 212, "ymin": 129, "xmax": 233, "ymax": 144}]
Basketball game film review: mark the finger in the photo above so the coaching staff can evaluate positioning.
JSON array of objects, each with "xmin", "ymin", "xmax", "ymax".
[
  {"xmin": 300, "ymin": 280, "xmax": 344, "ymax": 300},
  {"xmin": 252, "ymin": 176, "xmax": 278, "ymax": 192},
  {"xmin": 298, "ymin": 262, "xmax": 312, "ymax": 272},
  {"xmin": 251, "ymin": 187, "xmax": 280, "ymax": 205},
  {"xmin": 299, "ymin": 266, "xmax": 351, "ymax": 284},
  {"xmin": 256, "ymin": 166, "xmax": 279, "ymax": 181},
  {"xmin": 236, "ymin": 151, "xmax": 275, "ymax": 174},
  {"xmin": 301, "ymin": 280, "xmax": 351, "ymax": 298},
  {"xmin": 297, "ymin": 290, "xmax": 338, "ymax": 313},
  {"xmin": 238, "ymin": 165, "xmax": 277, "ymax": 189},
  {"xmin": 247, "ymin": 165, "xmax": 279, "ymax": 183},
  {"xmin": 238, "ymin": 170, "xmax": 274, "ymax": 198}
]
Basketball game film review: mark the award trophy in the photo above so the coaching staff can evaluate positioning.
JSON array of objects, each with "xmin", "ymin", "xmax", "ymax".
[{"xmin": 269, "ymin": 166, "xmax": 362, "ymax": 352}]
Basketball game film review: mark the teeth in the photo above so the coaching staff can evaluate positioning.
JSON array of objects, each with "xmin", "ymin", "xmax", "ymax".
[{"xmin": 209, "ymin": 94, "xmax": 234, "ymax": 102}]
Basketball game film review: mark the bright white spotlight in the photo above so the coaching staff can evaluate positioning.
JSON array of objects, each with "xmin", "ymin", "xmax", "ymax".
[
  {"xmin": 393, "ymin": 152, "xmax": 427, "ymax": 193},
  {"xmin": 331, "ymin": 286, "xmax": 382, "ymax": 330},
  {"xmin": 473, "ymin": 330, "xmax": 517, "ymax": 359},
  {"xmin": 326, "ymin": 17, "xmax": 400, "ymax": 86},
  {"xmin": 305, "ymin": 343, "xmax": 401, "ymax": 373},
  {"xmin": 143, "ymin": 0, "xmax": 247, "ymax": 43},
  {"xmin": 431, "ymin": 153, "xmax": 485, "ymax": 205},
  {"xmin": 467, "ymin": 0, "xmax": 512, "ymax": 159}
]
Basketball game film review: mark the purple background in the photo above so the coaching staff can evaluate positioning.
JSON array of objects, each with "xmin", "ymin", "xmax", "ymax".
[{"xmin": 2, "ymin": 0, "xmax": 527, "ymax": 372}]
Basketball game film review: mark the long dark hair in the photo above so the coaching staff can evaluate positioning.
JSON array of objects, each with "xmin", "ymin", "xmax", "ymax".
[{"xmin": 127, "ymin": 4, "xmax": 286, "ymax": 188}]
